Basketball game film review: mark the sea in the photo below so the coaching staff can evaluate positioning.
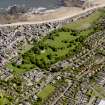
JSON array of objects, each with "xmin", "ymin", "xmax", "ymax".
[{"xmin": 0, "ymin": 0, "xmax": 62, "ymax": 9}]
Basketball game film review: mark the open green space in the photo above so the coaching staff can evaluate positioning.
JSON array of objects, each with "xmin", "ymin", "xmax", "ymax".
[
  {"xmin": 92, "ymin": 84, "xmax": 105, "ymax": 99},
  {"xmin": 0, "ymin": 97, "xmax": 7, "ymax": 105},
  {"xmin": 64, "ymin": 10, "xmax": 103, "ymax": 30},
  {"xmin": 19, "ymin": 44, "xmax": 33, "ymax": 54},
  {"xmin": 0, "ymin": 94, "xmax": 11, "ymax": 105},
  {"xmin": 6, "ymin": 63, "xmax": 35, "ymax": 74},
  {"xmin": 6, "ymin": 9, "xmax": 105, "ymax": 73},
  {"xmin": 35, "ymin": 84, "xmax": 55, "ymax": 105},
  {"xmin": 37, "ymin": 84, "xmax": 55, "ymax": 100}
]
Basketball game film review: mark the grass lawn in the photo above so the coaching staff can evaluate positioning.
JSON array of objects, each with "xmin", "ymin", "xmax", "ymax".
[
  {"xmin": 0, "ymin": 98, "xmax": 7, "ymax": 105},
  {"xmin": 36, "ymin": 84, "xmax": 55, "ymax": 104},
  {"xmin": 0, "ymin": 94, "xmax": 10, "ymax": 105},
  {"xmin": 6, "ymin": 9, "xmax": 105, "ymax": 73},
  {"xmin": 92, "ymin": 84, "xmax": 105, "ymax": 99},
  {"xmin": 37, "ymin": 84, "xmax": 55, "ymax": 99},
  {"xmin": 64, "ymin": 10, "xmax": 103, "ymax": 30},
  {"xmin": 6, "ymin": 63, "xmax": 35, "ymax": 74}
]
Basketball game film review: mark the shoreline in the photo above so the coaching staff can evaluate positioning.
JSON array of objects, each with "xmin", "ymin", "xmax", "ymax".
[
  {"xmin": 0, "ymin": 0, "xmax": 60, "ymax": 10},
  {"xmin": 0, "ymin": 0, "xmax": 105, "ymax": 26}
]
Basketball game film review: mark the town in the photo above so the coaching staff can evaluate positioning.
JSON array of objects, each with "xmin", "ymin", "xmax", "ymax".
[{"xmin": 0, "ymin": 0, "xmax": 105, "ymax": 105}]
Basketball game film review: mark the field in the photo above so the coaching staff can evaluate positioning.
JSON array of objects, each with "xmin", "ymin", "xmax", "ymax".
[
  {"xmin": 64, "ymin": 10, "xmax": 103, "ymax": 30},
  {"xmin": 35, "ymin": 84, "xmax": 55, "ymax": 105},
  {"xmin": 92, "ymin": 84, "xmax": 105, "ymax": 99},
  {"xmin": 6, "ymin": 9, "xmax": 104, "ymax": 73},
  {"xmin": 37, "ymin": 84, "xmax": 55, "ymax": 100},
  {"xmin": 0, "ymin": 93, "xmax": 10, "ymax": 105}
]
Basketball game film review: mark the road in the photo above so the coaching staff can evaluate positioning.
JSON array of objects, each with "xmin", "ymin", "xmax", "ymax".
[{"xmin": 51, "ymin": 81, "xmax": 72, "ymax": 105}]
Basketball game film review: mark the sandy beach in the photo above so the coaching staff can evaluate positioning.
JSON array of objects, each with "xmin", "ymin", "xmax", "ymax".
[
  {"xmin": 26, "ymin": 0, "xmax": 105, "ymax": 22},
  {"xmin": 0, "ymin": 0, "xmax": 105, "ymax": 25}
]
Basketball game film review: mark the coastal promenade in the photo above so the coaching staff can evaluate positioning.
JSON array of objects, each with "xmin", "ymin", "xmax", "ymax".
[{"xmin": 0, "ymin": 0, "xmax": 105, "ymax": 27}]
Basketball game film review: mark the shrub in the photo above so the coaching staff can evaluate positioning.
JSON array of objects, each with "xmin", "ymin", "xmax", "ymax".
[
  {"xmin": 71, "ymin": 29, "xmax": 79, "ymax": 35},
  {"xmin": 47, "ymin": 54, "xmax": 52, "ymax": 60}
]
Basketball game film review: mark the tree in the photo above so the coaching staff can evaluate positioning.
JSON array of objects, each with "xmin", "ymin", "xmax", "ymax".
[
  {"xmin": 76, "ymin": 35, "xmax": 85, "ymax": 43},
  {"xmin": 47, "ymin": 54, "xmax": 52, "ymax": 60},
  {"xmin": 33, "ymin": 46, "xmax": 40, "ymax": 54},
  {"xmin": 12, "ymin": 62, "xmax": 16, "ymax": 66},
  {"xmin": 30, "ymin": 54, "xmax": 36, "ymax": 64},
  {"xmin": 59, "ymin": 27, "xmax": 71, "ymax": 32},
  {"xmin": 71, "ymin": 29, "xmax": 78, "ymax": 36}
]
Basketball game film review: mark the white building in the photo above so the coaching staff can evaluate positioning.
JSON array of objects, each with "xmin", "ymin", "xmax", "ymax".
[{"xmin": 99, "ymin": 100, "xmax": 105, "ymax": 105}]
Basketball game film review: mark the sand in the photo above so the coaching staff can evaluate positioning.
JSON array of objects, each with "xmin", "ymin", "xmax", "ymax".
[
  {"xmin": 0, "ymin": 0, "xmax": 105, "ymax": 26},
  {"xmin": 26, "ymin": 0, "xmax": 105, "ymax": 22}
]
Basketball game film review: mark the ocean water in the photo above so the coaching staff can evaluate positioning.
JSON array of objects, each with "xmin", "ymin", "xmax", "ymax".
[{"xmin": 0, "ymin": 0, "xmax": 62, "ymax": 9}]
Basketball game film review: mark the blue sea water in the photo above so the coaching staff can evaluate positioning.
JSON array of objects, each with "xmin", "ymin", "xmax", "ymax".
[{"xmin": 0, "ymin": 0, "xmax": 61, "ymax": 9}]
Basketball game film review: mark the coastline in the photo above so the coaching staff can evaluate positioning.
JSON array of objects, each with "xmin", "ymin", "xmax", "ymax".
[
  {"xmin": 24, "ymin": 0, "xmax": 105, "ymax": 23},
  {"xmin": 0, "ymin": 0, "xmax": 105, "ymax": 26}
]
